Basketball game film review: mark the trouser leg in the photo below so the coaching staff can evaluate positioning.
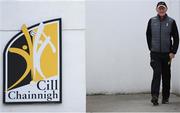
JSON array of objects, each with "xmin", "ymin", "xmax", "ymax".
[
  {"xmin": 150, "ymin": 53, "xmax": 162, "ymax": 97},
  {"xmin": 162, "ymin": 55, "xmax": 171, "ymax": 99}
]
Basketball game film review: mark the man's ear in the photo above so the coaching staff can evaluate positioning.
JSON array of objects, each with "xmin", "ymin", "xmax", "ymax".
[
  {"xmin": 165, "ymin": 7, "xmax": 168, "ymax": 12},
  {"xmin": 156, "ymin": 7, "xmax": 159, "ymax": 12}
]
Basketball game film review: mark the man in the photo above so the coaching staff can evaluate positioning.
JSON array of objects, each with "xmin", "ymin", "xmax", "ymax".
[{"xmin": 146, "ymin": 1, "xmax": 179, "ymax": 106}]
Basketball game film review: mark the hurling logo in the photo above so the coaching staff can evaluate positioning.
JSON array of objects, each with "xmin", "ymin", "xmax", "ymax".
[{"xmin": 3, "ymin": 19, "xmax": 62, "ymax": 103}]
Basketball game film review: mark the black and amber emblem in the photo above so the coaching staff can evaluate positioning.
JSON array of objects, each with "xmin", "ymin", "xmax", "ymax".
[{"xmin": 3, "ymin": 19, "xmax": 62, "ymax": 103}]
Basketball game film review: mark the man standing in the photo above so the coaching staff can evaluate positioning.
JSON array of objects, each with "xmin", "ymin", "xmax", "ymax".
[{"xmin": 146, "ymin": 1, "xmax": 179, "ymax": 106}]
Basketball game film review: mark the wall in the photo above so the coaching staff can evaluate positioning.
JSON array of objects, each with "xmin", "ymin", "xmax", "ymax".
[
  {"xmin": 170, "ymin": 0, "xmax": 180, "ymax": 95},
  {"xmin": 86, "ymin": 0, "xmax": 180, "ymax": 95},
  {"xmin": 0, "ymin": 0, "xmax": 86, "ymax": 112}
]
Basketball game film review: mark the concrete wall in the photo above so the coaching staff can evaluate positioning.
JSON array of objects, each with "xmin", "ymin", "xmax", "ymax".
[
  {"xmin": 170, "ymin": 0, "xmax": 180, "ymax": 95},
  {"xmin": 0, "ymin": 0, "xmax": 86, "ymax": 112},
  {"xmin": 86, "ymin": 0, "xmax": 180, "ymax": 95}
]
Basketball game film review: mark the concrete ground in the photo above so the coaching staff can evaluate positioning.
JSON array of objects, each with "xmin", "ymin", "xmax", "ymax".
[{"xmin": 87, "ymin": 93, "xmax": 180, "ymax": 112}]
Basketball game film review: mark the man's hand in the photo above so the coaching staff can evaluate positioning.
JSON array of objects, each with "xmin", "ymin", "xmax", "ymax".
[{"xmin": 169, "ymin": 53, "xmax": 175, "ymax": 59}]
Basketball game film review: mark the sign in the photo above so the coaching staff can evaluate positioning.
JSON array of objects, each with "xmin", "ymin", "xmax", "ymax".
[{"xmin": 3, "ymin": 18, "xmax": 62, "ymax": 104}]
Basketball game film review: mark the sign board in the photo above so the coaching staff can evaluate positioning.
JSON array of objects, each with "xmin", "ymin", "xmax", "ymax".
[{"xmin": 3, "ymin": 18, "xmax": 62, "ymax": 104}]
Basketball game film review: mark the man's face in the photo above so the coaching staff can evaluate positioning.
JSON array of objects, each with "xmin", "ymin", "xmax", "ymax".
[{"xmin": 156, "ymin": 6, "xmax": 167, "ymax": 17}]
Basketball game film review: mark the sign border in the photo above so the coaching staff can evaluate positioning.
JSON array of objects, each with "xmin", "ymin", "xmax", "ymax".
[{"xmin": 3, "ymin": 18, "xmax": 62, "ymax": 104}]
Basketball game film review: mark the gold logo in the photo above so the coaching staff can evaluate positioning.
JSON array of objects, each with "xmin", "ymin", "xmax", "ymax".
[{"xmin": 4, "ymin": 19, "xmax": 61, "ymax": 94}]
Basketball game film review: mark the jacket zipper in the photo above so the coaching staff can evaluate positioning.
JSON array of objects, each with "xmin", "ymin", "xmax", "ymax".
[{"xmin": 160, "ymin": 22, "xmax": 162, "ymax": 53}]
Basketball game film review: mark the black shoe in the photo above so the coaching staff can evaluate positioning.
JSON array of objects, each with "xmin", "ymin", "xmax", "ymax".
[
  {"xmin": 162, "ymin": 99, "xmax": 169, "ymax": 104},
  {"xmin": 151, "ymin": 96, "xmax": 159, "ymax": 106}
]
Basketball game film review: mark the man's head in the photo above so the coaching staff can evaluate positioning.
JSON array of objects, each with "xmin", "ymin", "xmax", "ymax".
[{"xmin": 156, "ymin": 1, "xmax": 168, "ymax": 17}]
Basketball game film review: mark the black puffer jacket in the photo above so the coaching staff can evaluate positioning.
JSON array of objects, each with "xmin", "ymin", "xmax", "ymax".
[{"xmin": 146, "ymin": 14, "xmax": 179, "ymax": 54}]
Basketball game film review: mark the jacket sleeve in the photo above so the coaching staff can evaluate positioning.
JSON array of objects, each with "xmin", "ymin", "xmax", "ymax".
[
  {"xmin": 146, "ymin": 19, "xmax": 152, "ymax": 51},
  {"xmin": 170, "ymin": 20, "xmax": 179, "ymax": 54}
]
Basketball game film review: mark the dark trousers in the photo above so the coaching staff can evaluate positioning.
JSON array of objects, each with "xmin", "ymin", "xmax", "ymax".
[{"xmin": 150, "ymin": 52, "xmax": 171, "ymax": 99}]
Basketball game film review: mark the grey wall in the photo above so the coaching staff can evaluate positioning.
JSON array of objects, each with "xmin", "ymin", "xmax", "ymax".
[
  {"xmin": 0, "ymin": 0, "xmax": 86, "ymax": 112},
  {"xmin": 86, "ymin": 0, "xmax": 180, "ymax": 95}
]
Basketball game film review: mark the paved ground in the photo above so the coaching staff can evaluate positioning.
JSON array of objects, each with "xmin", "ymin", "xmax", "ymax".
[{"xmin": 87, "ymin": 93, "xmax": 180, "ymax": 112}]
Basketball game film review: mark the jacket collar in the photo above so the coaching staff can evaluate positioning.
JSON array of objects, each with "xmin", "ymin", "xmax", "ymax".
[{"xmin": 157, "ymin": 14, "xmax": 168, "ymax": 21}]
